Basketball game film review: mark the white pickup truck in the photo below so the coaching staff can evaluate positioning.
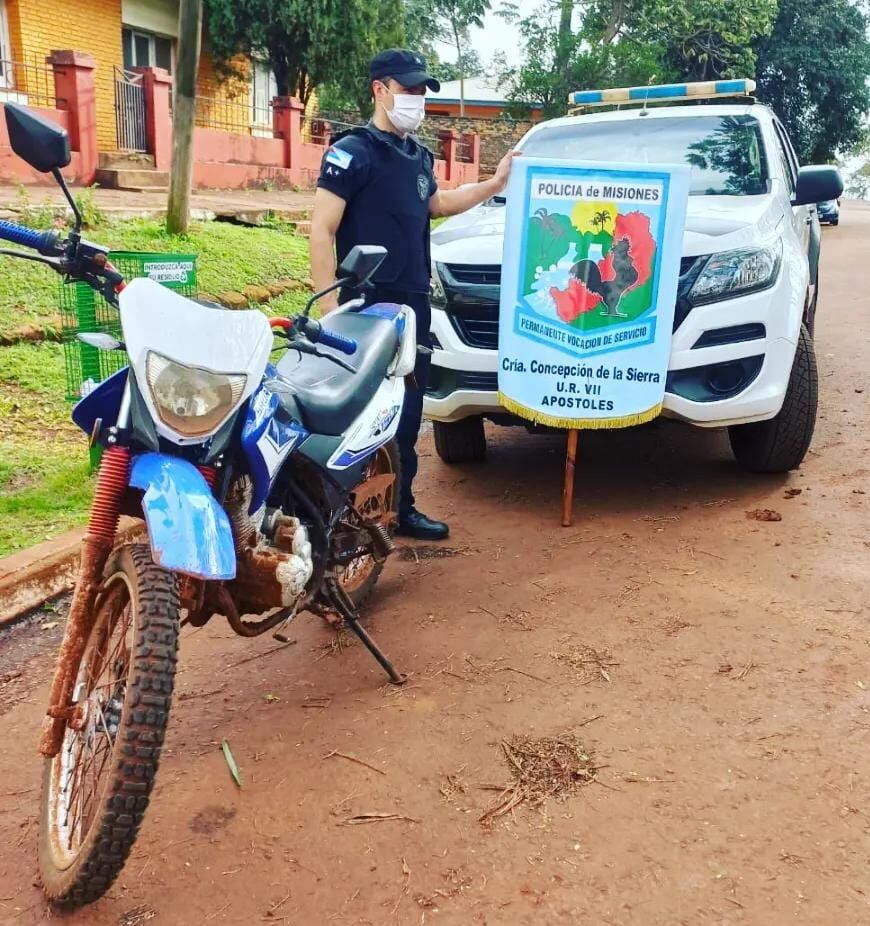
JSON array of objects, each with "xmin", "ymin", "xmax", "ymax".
[{"xmin": 427, "ymin": 84, "xmax": 843, "ymax": 473}]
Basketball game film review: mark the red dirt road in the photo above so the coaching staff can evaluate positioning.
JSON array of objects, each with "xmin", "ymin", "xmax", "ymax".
[{"xmin": 1, "ymin": 209, "xmax": 868, "ymax": 925}]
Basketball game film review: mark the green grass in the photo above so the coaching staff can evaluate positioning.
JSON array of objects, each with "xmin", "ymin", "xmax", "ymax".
[
  {"xmin": 0, "ymin": 216, "xmax": 314, "ymax": 557},
  {"xmin": 0, "ymin": 217, "xmax": 311, "ymax": 336},
  {"xmin": 0, "ymin": 458, "xmax": 94, "ymax": 554},
  {"xmin": 0, "ymin": 342, "xmax": 93, "ymax": 554}
]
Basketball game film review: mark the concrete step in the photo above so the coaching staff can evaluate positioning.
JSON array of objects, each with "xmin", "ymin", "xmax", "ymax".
[
  {"xmin": 98, "ymin": 151, "xmax": 155, "ymax": 171},
  {"xmin": 95, "ymin": 167, "xmax": 170, "ymax": 191}
]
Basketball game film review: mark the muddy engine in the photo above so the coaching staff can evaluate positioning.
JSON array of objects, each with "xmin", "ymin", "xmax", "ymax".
[{"xmin": 223, "ymin": 478, "xmax": 315, "ymax": 616}]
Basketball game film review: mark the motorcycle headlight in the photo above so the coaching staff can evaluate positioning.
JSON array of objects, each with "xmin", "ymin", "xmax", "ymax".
[
  {"xmin": 690, "ymin": 240, "xmax": 782, "ymax": 305},
  {"xmin": 145, "ymin": 352, "xmax": 246, "ymax": 438},
  {"xmin": 430, "ymin": 260, "xmax": 446, "ymax": 306}
]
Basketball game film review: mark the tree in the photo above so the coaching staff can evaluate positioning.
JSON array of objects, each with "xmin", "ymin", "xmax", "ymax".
[
  {"xmin": 203, "ymin": 0, "xmax": 403, "ymax": 109},
  {"xmin": 405, "ymin": 0, "xmax": 446, "ymax": 61},
  {"xmin": 402, "ymin": 0, "xmax": 481, "ymax": 85},
  {"xmin": 431, "ymin": 50, "xmax": 485, "ymax": 83},
  {"xmin": 497, "ymin": 1, "xmax": 589, "ymax": 116},
  {"xmin": 502, "ymin": 0, "xmax": 780, "ymax": 119},
  {"xmin": 613, "ymin": 0, "xmax": 777, "ymax": 82},
  {"xmin": 840, "ymin": 126, "xmax": 870, "ymax": 199},
  {"xmin": 497, "ymin": 1, "xmax": 662, "ymax": 118},
  {"xmin": 754, "ymin": 0, "xmax": 870, "ymax": 163},
  {"xmin": 846, "ymin": 161, "xmax": 870, "ymax": 199},
  {"xmin": 433, "ymin": 0, "xmax": 491, "ymax": 115},
  {"xmin": 167, "ymin": 0, "xmax": 202, "ymax": 235}
]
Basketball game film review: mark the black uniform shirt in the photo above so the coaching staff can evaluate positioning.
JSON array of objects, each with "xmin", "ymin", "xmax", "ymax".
[{"xmin": 317, "ymin": 123, "xmax": 438, "ymax": 294}]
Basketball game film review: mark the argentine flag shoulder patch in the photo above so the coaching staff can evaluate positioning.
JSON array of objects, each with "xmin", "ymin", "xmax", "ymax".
[{"xmin": 326, "ymin": 147, "xmax": 353, "ymax": 170}]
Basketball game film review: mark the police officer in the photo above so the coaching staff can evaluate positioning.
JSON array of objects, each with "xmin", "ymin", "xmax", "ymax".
[{"xmin": 310, "ymin": 48, "xmax": 516, "ymax": 540}]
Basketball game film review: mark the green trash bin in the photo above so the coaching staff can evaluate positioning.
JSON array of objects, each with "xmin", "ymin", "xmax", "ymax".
[{"xmin": 60, "ymin": 251, "xmax": 198, "ymax": 466}]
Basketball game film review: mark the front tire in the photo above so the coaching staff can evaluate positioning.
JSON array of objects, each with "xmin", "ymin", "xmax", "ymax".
[
  {"xmin": 728, "ymin": 325, "xmax": 818, "ymax": 474},
  {"xmin": 39, "ymin": 544, "xmax": 179, "ymax": 909},
  {"xmin": 433, "ymin": 417, "xmax": 487, "ymax": 464}
]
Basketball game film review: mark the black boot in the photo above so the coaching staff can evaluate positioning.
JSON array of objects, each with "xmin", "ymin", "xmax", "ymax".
[{"xmin": 396, "ymin": 507, "xmax": 449, "ymax": 540}]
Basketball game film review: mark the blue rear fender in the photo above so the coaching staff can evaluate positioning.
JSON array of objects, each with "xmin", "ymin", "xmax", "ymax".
[{"xmin": 129, "ymin": 453, "xmax": 236, "ymax": 580}]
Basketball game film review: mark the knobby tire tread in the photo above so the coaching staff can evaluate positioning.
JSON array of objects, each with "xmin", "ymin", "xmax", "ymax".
[
  {"xmin": 729, "ymin": 325, "xmax": 818, "ymax": 473},
  {"xmin": 39, "ymin": 544, "xmax": 179, "ymax": 910}
]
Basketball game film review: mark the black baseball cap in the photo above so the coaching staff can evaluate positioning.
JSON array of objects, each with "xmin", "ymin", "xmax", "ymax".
[{"xmin": 370, "ymin": 49, "xmax": 441, "ymax": 92}]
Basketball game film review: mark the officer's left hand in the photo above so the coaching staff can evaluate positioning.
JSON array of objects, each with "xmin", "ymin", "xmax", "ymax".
[{"xmin": 492, "ymin": 150, "xmax": 521, "ymax": 193}]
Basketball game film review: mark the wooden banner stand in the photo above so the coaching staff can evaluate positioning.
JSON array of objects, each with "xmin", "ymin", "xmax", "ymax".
[{"xmin": 561, "ymin": 429, "xmax": 579, "ymax": 527}]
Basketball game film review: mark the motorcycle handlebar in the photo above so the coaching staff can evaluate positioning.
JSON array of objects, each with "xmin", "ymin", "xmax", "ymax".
[
  {"xmin": 296, "ymin": 316, "xmax": 357, "ymax": 357},
  {"xmin": 0, "ymin": 220, "xmax": 60, "ymax": 255},
  {"xmin": 271, "ymin": 316, "xmax": 359, "ymax": 357},
  {"xmin": 316, "ymin": 326, "xmax": 358, "ymax": 356}
]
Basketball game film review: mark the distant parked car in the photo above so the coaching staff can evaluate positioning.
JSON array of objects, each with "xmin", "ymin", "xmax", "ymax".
[{"xmin": 817, "ymin": 199, "xmax": 840, "ymax": 226}]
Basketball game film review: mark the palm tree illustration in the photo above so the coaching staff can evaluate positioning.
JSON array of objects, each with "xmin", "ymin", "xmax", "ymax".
[{"xmin": 593, "ymin": 210, "xmax": 612, "ymax": 233}]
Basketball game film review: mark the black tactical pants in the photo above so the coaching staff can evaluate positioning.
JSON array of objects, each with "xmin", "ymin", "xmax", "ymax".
[{"xmin": 342, "ymin": 287, "xmax": 431, "ymax": 519}]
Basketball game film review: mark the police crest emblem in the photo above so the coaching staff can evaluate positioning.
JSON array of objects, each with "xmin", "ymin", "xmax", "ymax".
[{"xmin": 416, "ymin": 174, "xmax": 429, "ymax": 200}]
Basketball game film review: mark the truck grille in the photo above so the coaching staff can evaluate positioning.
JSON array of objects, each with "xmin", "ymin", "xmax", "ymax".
[
  {"xmin": 426, "ymin": 367, "xmax": 498, "ymax": 398},
  {"xmin": 460, "ymin": 371, "xmax": 498, "ymax": 390},
  {"xmin": 444, "ymin": 264, "xmax": 502, "ymax": 285},
  {"xmin": 447, "ymin": 304, "xmax": 499, "ymax": 349}
]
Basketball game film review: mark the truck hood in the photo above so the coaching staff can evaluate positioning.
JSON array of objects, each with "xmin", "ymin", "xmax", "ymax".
[{"xmin": 431, "ymin": 194, "xmax": 783, "ymax": 265}]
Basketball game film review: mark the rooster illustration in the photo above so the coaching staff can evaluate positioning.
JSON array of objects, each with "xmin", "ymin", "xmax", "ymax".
[
  {"xmin": 570, "ymin": 238, "xmax": 638, "ymax": 317},
  {"xmin": 548, "ymin": 210, "xmax": 655, "ymax": 325}
]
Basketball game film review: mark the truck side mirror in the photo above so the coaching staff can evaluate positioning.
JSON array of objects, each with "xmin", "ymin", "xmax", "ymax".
[{"xmin": 793, "ymin": 165, "xmax": 843, "ymax": 207}]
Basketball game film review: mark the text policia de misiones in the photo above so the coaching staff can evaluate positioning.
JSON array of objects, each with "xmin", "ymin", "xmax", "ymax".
[{"xmin": 533, "ymin": 181, "xmax": 662, "ymax": 202}]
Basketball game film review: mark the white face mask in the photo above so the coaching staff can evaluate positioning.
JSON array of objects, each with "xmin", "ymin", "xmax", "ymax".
[{"xmin": 385, "ymin": 92, "xmax": 426, "ymax": 135}]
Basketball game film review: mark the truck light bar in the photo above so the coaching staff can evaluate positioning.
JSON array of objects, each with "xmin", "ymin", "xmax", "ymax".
[{"xmin": 568, "ymin": 79, "xmax": 756, "ymax": 108}]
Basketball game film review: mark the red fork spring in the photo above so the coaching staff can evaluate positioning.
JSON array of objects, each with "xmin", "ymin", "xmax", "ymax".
[
  {"xmin": 87, "ymin": 446, "xmax": 131, "ymax": 542},
  {"xmin": 198, "ymin": 465, "xmax": 218, "ymax": 492}
]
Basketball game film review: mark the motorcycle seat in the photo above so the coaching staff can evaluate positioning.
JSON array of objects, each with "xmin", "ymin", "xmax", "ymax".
[{"xmin": 274, "ymin": 312, "xmax": 399, "ymax": 437}]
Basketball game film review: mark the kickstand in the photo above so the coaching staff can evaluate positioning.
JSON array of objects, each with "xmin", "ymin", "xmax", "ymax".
[{"xmin": 325, "ymin": 579, "xmax": 407, "ymax": 685}]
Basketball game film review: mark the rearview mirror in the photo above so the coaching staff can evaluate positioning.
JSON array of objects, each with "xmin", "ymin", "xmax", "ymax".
[
  {"xmin": 338, "ymin": 245, "xmax": 387, "ymax": 287},
  {"xmin": 4, "ymin": 102, "xmax": 71, "ymax": 173},
  {"xmin": 793, "ymin": 165, "xmax": 843, "ymax": 207},
  {"xmin": 77, "ymin": 332, "xmax": 123, "ymax": 351}
]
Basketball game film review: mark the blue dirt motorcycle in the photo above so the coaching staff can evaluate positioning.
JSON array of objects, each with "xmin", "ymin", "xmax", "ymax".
[{"xmin": 0, "ymin": 103, "xmax": 417, "ymax": 909}]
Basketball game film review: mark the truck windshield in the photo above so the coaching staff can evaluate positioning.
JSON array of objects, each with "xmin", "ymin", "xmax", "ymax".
[{"xmin": 522, "ymin": 114, "xmax": 770, "ymax": 196}]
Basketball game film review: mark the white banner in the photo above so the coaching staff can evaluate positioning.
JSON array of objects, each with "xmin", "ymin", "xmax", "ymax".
[{"xmin": 498, "ymin": 158, "xmax": 690, "ymax": 428}]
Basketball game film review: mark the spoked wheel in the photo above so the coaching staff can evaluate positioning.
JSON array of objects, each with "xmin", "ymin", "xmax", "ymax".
[
  {"xmin": 39, "ymin": 544, "xmax": 179, "ymax": 909},
  {"xmin": 338, "ymin": 440, "xmax": 400, "ymax": 608}
]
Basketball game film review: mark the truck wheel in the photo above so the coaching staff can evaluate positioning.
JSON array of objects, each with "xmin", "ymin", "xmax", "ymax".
[
  {"xmin": 433, "ymin": 417, "xmax": 487, "ymax": 464},
  {"xmin": 728, "ymin": 325, "xmax": 817, "ymax": 474}
]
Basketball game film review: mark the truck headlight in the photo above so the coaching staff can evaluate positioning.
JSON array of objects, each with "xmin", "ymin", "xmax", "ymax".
[
  {"xmin": 690, "ymin": 240, "xmax": 782, "ymax": 305},
  {"xmin": 146, "ymin": 352, "xmax": 246, "ymax": 438},
  {"xmin": 430, "ymin": 260, "xmax": 446, "ymax": 306}
]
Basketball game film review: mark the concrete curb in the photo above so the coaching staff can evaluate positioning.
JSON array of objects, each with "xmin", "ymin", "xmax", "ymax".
[{"xmin": 0, "ymin": 519, "xmax": 143, "ymax": 628}]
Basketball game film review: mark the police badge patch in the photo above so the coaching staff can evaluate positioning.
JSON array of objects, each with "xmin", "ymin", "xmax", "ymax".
[{"xmin": 417, "ymin": 174, "xmax": 429, "ymax": 200}]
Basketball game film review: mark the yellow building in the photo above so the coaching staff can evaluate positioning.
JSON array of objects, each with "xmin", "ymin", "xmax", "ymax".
[{"xmin": 0, "ymin": 0, "xmax": 277, "ymax": 152}]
